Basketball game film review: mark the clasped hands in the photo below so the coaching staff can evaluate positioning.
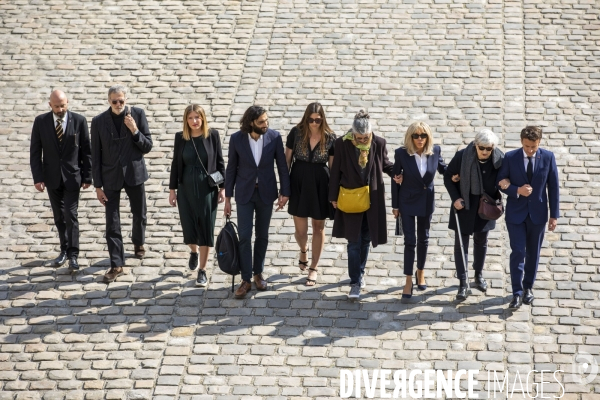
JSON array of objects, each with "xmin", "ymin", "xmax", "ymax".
[
  {"xmin": 222, "ymin": 194, "xmax": 289, "ymax": 216},
  {"xmin": 392, "ymin": 174, "xmax": 460, "ymax": 184},
  {"xmin": 498, "ymin": 178, "xmax": 533, "ymax": 197}
]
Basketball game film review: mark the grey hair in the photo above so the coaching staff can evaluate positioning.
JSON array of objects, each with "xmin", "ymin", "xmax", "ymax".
[
  {"xmin": 475, "ymin": 128, "xmax": 499, "ymax": 147},
  {"xmin": 108, "ymin": 85, "xmax": 127, "ymax": 98},
  {"xmin": 351, "ymin": 109, "xmax": 372, "ymax": 135}
]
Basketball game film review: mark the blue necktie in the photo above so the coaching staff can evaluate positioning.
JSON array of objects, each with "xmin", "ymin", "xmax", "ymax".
[{"xmin": 527, "ymin": 156, "xmax": 533, "ymax": 183}]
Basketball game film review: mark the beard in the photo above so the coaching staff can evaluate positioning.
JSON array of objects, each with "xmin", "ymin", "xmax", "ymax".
[
  {"xmin": 252, "ymin": 125, "xmax": 267, "ymax": 135},
  {"xmin": 54, "ymin": 110, "xmax": 67, "ymax": 118}
]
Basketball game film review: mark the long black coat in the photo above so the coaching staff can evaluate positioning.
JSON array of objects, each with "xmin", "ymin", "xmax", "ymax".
[
  {"xmin": 91, "ymin": 107, "xmax": 153, "ymax": 190},
  {"xmin": 30, "ymin": 111, "xmax": 92, "ymax": 191},
  {"xmin": 169, "ymin": 129, "xmax": 225, "ymax": 190},
  {"xmin": 328, "ymin": 135, "xmax": 394, "ymax": 247},
  {"xmin": 443, "ymin": 148, "xmax": 500, "ymax": 235}
]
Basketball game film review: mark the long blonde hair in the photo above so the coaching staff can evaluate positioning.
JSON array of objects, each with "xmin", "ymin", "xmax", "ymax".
[
  {"xmin": 404, "ymin": 121, "xmax": 434, "ymax": 156},
  {"xmin": 182, "ymin": 104, "xmax": 209, "ymax": 140}
]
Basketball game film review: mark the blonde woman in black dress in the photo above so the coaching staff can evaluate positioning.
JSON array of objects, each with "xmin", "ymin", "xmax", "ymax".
[
  {"xmin": 169, "ymin": 105, "xmax": 225, "ymax": 287},
  {"xmin": 285, "ymin": 103, "xmax": 336, "ymax": 286}
]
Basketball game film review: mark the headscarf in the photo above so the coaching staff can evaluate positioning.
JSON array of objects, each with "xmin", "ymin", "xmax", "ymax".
[{"xmin": 343, "ymin": 130, "xmax": 372, "ymax": 168}]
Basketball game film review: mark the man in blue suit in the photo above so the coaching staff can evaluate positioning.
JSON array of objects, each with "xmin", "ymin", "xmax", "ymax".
[
  {"xmin": 224, "ymin": 106, "xmax": 291, "ymax": 298},
  {"xmin": 497, "ymin": 126, "xmax": 559, "ymax": 309}
]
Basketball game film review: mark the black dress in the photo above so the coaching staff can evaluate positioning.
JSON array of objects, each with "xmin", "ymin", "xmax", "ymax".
[
  {"xmin": 286, "ymin": 127, "xmax": 335, "ymax": 220},
  {"xmin": 177, "ymin": 137, "xmax": 217, "ymax": 246}
]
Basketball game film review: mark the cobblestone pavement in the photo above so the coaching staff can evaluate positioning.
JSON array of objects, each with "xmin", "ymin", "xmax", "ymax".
[{"xmin": 1, "ymin": 0, "xmax": 599, "ymax": 399}]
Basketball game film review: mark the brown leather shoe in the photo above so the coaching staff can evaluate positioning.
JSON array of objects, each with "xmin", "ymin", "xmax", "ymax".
[
  {"xmin": 104, "ymin": 266, "xmax": 124, "ymax": 283},
  {"xmin": 253, "ymin": 274, "xmax": 267, "ymax": 291},
  {"xmin": 134, "ymin": 245, "xmax": 145, "ymax": 259},
  {"xmin": 234, "ymin": 281, "xmax": 252, "ymax": 299}
]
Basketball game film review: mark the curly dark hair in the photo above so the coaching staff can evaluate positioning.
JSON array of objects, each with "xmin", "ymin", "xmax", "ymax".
[
  {"xmin": 521, "ymin": 126, "xmax": 542, "ymax": 141},
  {"xmin": 240, "ymin": 106, "xmax": 267, "ymax": 134}
]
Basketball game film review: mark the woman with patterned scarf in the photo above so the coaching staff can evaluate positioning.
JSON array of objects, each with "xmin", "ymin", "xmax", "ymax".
[{"xmin": 329, "ymin": 110, "xmax": 394, "ymax": 300}]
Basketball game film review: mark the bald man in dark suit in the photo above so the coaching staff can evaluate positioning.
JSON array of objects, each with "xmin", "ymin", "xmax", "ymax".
[{"xmin": 30, "ymin": 90, "xmax": 92, "ymax": 271}]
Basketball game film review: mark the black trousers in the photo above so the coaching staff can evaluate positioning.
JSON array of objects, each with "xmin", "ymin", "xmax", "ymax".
[
  {"xmin": 47, "ymin": 181, "xmax": 80, "ymax": 258},
  {"xmin": 402, "ymin": 214, "xmax": 432, "ymax": 276},
  {"xmin": 454, "ymin": 230, "xmax": 489, "ymax": 281},
  {"xmin": 104, "ymin": 183, "xmax": 147, "ymax": 268}
]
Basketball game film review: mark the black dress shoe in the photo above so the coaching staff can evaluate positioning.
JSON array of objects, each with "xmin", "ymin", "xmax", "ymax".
[
  {"xmin": 523, "ymin": 288, "xmax": 534, "ymax": 305},
  {"xmin": 189, "ymin": 252, "xmax": 199, "ymax": 271},
  {"xmin": 509, "ymin": 295, "xmax": 522, "ymax": 309},
  {"xmin": 53, "ymin": 251, "xmax": 67, "ymax": 266},
  {"xmin": 68, "ymin": 257, "xmax": 79, "ymax": 271},
  {"xmin": 456, "ymin": 279, "xmax": 470, "ymax": 300},
  {"xmin": 474, "ymin": 272, "xmax": 488, "ymax": 292}
]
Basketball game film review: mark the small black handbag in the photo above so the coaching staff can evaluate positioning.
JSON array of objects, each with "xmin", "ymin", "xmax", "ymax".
[{"xmin": 191, "ymin": 138, "xmax": 224, "ymax": 188}]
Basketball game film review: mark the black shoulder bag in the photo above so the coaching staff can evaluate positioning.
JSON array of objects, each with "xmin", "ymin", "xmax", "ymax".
[{"xmin": 190, "ymin": 137, "xmax": 224, "ymax": 188}]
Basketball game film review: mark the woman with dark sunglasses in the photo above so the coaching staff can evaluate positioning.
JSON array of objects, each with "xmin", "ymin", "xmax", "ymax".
[
  {"xmin": 285, "ymin": 102, "xmax": 336, "ymax": 286},
  {"xmin": 443, "ymin": 129, "xmax": 504, "ymax": 300},
  {"xmin": 391, "ymin": 122, "xmax": 448, "ymax": 300}
]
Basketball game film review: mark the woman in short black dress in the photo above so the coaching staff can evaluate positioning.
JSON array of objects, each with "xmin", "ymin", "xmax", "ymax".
[
  {"xmin": 169, "ymin": 105, "xmax": 225, "ymax": 287},
  {"xmin": 285, "ymin": 102, "xmax": 335, "ymax": 286}
]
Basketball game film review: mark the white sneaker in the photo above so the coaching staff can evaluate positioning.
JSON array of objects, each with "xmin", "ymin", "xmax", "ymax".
[
  {"xmin": 348, "ymin": 284, "xmax": 361, "ymax": 299},
  {"xmin": 360, "ymin": 274, "xmax": 366, "ymax": 288}
]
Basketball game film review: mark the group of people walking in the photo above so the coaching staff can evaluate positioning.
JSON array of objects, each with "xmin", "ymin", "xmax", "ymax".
[
  {"xmin": 30, "ymin": 86, "xmax": 560, "ymax": 310},
  {"xmin": 30, "ymin": 86, "xmax": 151, "ymax": 284}
]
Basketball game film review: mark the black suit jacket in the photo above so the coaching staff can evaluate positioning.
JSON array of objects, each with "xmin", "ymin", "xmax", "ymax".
[
  {"xmin": 30, "ymin": 111, "xmax": 92, "ymax": 191},
  {"xmin": 91, "ymin": 107, "xmax": 153, "ymax": 190},
  {"xmin": 169, "ymin": 129, "xmax": 225, "ymax": 190},
  {"xmin": 224, "ymin": 129, "xmax": 291, "ymax": 205},
  {"xmin": 390, "ymin": 145, "xmax": 447, "ymax": 217}
]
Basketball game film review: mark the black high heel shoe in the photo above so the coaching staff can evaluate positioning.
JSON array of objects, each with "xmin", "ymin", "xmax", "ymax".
[
  {"xmin": 402, "ymin": 277, "xmax": 414, "ymax": 299},
  {"xmin": 416, "ymin": 269, "xmax": 427, "ymax": 291},
  {"xmin": 298, "ymin": 249, "xmax": 308, "ymax": 271}
]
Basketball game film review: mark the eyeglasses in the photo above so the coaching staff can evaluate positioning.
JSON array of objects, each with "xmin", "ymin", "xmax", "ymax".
[
  {"xmin": 478, "ymin": 146, "xmax": 493, "ymax": 152},
  {"xmin": 308, "ymin": 118, "xmax": 322, "ymax": 125},
  {"xmin": 412, "ymin": 133, "xmax": 428, "ymax": 140},
  {"xmin": 111, "ymin": 100, "xmax": 125, "ymax": 105}
]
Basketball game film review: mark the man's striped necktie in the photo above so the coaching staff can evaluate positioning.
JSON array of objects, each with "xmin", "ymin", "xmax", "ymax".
[{"xmin": 56, "ymin": 119, "xmax": 64, "ymax": 142}]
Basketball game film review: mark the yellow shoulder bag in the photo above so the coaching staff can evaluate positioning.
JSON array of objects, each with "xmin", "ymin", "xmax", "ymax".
[{"xmin": 337, "ymin": 186, "xmax": 370, "ymax": 213}]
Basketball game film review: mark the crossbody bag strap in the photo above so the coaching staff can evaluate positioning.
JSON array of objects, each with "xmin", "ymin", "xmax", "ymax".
[{"xmin": 190, "ymin": 137, "xmax": 210, "ymax": 176}]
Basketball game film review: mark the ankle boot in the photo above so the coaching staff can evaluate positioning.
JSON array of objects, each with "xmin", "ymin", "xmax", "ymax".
[
  {"xmin": 456, "ymin": 279, "xmax": 470, "ymax": 300},
  {"xmin": 474, "ymin": 271, "xmax": 487, "ymax": 292}
]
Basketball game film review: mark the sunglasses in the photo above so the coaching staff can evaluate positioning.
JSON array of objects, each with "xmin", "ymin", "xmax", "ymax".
[
  {"xmin": 478, "ymin": 145, "xmax": 493, "ymax": 152},
  {"xmin": 308, "ymin": 118, "xmax": 322, "ymax": 124},
  {"xmin": 412, "ymin": 133, "xmax": 428, "ymax": 140},
  {"xmin": 111, "ymin": 100, "xmax": 125, "ymax": 105}
]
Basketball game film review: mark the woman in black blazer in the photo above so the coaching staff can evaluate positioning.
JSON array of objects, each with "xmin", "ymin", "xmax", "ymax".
[
  {"xmin": 391, "ymin": 122, "xmax": 448, "ymax": 299},
  {"xmin": 169, "ymin": 105, "xmax": 225, "ymax": 287}
]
